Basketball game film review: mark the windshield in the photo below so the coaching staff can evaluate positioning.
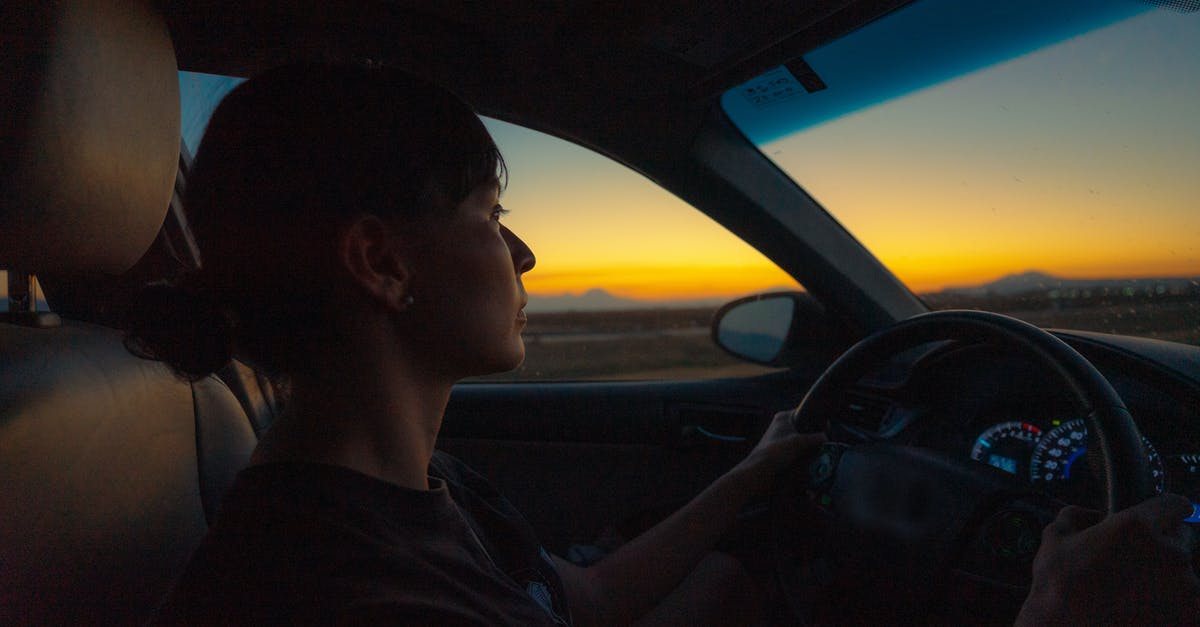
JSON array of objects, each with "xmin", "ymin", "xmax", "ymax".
[{"xmin": 723, "ymin": 0, "xmax": 1200, "ymax": 345}]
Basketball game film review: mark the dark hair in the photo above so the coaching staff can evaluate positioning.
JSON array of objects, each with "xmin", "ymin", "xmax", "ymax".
[{"xmin": 125, "ymin": 62, "xmax": 505, "ymax": 380}]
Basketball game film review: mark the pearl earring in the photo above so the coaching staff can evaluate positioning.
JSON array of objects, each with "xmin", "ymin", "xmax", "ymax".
[{"xmin": 402, "ymin": 294, "xmax": 415, "ymax": 306}]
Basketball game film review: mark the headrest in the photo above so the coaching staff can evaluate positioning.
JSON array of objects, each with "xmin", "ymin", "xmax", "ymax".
[{"xmin": 0, "ymin": 1, "xmax": 179, "ymax": 279}]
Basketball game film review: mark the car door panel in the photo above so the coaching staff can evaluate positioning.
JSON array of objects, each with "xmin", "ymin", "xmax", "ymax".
[{"xmin": 438, "ymin": 373, "xmax": 810, "ymax": 553}]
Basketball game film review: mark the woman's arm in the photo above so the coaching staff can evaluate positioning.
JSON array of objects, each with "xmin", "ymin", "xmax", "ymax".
[{"xmin": 553, "ymin": 410, "xmax": 826, "ymax": 626}]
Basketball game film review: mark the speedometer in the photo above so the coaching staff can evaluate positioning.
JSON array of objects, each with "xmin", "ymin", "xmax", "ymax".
[
  {"xmin": 970, "ymin": 421, "xmax": 1042, "ymax": 476},
  {"xmin": 1030, "ymin": 418, "xmax": 1165, "ymax": 505}
]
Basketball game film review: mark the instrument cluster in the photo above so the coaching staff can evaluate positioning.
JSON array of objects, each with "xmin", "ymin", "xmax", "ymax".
[
  {"xmin": 844, "ymin": 334, "xmax": 1200, "ymax": 511},
  {"xmin": 967, "ymin": 417, "xmax": 1192, "ymax": 506}
]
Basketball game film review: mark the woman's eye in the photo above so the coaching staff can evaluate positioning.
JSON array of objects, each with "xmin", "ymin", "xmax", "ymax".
[{"xmin": 491, "ymin": 206, "xmax": 509, "ymax": 222}]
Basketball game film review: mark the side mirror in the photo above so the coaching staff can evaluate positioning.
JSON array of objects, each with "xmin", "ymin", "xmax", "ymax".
[
  {"xmin": 712, "ymin": 294, "xmax": 794, "ymax": 364},
  {"xmin": 712, "ymin": 291, "xmax": 848, "ymax": 367}
]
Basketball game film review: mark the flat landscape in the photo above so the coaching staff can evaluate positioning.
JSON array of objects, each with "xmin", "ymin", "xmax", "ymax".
[
  {"xmin": 475, "ymin": 283, "xmax": 1200, "ymax": 382},
  {"xmin": 924, "ymin": 290, "xmax": 1200, "ymax": 345},
  {"xmin": 473, "ymin": 307, "xmax": 776, "ymax": 382}
]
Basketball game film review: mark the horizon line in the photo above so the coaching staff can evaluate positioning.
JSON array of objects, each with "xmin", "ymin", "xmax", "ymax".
[{"xmin": 528, "ymin": 272, "xmax": 1200, "ymax": 303}]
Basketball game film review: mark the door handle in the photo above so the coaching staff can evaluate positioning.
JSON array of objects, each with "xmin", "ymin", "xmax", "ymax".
[
  {"xmin": 684, "ymin": 425, "xmax": 748, "ymax": 442},
  {"xmin": 678, "ymin": 424, "xmax": 750, "ymax": 449}
]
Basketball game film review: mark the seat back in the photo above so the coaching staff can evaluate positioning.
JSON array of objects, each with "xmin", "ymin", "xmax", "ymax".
[
  {"xmin": 0, "ymin": 323, "xmax": 253, "ymax": 625},
  {"xmin": 0, "ymin": 2, "xmax": 256, "ymax": 624}
]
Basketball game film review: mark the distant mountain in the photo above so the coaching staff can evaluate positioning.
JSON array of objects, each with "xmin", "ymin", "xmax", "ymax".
[
  {"xmin": 526, "ymin": 288, "xmax": 638, "ymax": 312},
  {"xmin": 940, "ymin": 271, "xmax": 1199, "ymax": 297},
  {"xmin": 942, "ymin": 270, "xmax": 1062, "ymax": 296},
  {"xmin": 526, "ymin": 288, "xmax": 728, "ymax": 313}
]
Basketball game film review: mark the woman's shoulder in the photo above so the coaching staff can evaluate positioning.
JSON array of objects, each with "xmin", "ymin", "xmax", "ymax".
[
  {"xmin": 156, "ymin": 461, "xmax": 469, "ymax": 624},
  {"xmin": 430, "ymin": 450, "xmax": 494, "ymax": 491},
  {"xmin": 429, "ymin": 450, "xmax": 522, "ymax": 521},
  {"xmin": 222, "ymin": 460, "xmax": 460, "ymax": 528}
]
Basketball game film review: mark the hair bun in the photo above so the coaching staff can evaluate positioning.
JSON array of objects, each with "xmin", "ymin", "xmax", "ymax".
[{"xmin": 124, "ymin": 281, "xmax": 235, "ymax": 380}]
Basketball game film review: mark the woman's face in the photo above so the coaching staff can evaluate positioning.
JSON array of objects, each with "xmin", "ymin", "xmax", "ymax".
[{"xmin": 404, "ymin": 178, "xmax": 536, "ymax": 379}]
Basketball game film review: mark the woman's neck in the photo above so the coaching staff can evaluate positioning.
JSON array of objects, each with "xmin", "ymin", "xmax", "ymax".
[{"xmin": 250, "ymin": 339, "xmax": 455, "ymax": 491}]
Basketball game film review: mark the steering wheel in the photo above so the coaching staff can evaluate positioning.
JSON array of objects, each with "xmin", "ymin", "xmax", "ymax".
[{"xmin": 772, "ymin": 310, "xmax": 1157, "ymax": 624}]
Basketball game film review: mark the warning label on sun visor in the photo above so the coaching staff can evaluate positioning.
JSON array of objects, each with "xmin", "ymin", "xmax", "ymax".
[{"xmin": 737, "ymin": 67, "xmax": 805, "ymax": 106}]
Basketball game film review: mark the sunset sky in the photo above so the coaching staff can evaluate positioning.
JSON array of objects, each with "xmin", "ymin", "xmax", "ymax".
[
  {"xmin": 481, "ymin": 118, "xmax": 800, "ymax": 301},
  {"xmin": 753, "ymin": 6, "xmax": 1200, "ymax": 294},
  {"xmin": 492, "ymin": 4, "xmax": 1198, "ymax": 299},
  {"xmin": 162, "ymin": 7, "xmax": 1199, "ymax": 305}
]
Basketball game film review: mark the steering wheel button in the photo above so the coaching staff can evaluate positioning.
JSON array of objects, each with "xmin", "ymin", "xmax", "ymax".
[{"xmin": 984, "ymin": 511, "xmax": 1040, "ymax": 561}]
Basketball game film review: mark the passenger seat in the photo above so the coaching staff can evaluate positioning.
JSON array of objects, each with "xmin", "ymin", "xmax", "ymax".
[{"xmin": 0, "ymin": 2, "xmax": 256, "ymax": 625}]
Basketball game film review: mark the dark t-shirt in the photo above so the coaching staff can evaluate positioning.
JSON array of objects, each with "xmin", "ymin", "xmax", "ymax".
[{"xmin": 154, "ymin": 452, "xmax": 573, "ymax": 626}]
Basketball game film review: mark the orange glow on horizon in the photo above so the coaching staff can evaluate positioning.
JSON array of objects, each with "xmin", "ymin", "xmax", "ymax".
[
  {"xmin": 523, "ymin": 258, "xmax": 1199, "ymax": 301},
  {"xmin": 890, "ymin": 262, "xmax": 1199, "ymax": 295},
  {"xmin": 524, "ymin": 263, "xmax": 799, "ymax": 301}
]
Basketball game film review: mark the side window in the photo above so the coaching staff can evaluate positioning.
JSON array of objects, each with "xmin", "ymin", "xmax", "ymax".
[
  {"xmin": 179, "ymin": 71, "xmax": 244, "ymax": 157},
  {"xmin": 0, "ymin": 272, "xmax": 48, "ymax": 312},
  {"xmin": 475, "ymin": 119, "xmax": 803, "ymax": 381},
  {"xmin": 176, "ymin": 71, "xmax": 805, "ymax": 382}
]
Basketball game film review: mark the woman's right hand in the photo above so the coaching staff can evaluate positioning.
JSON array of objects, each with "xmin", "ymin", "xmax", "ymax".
[
  {"xmin": 731, "ymin": 410, "xmax": 826, "ymax": 498},
  {"xmin": 1016, "ymin": 493, "xmax": 1200, "ymax": 625}
]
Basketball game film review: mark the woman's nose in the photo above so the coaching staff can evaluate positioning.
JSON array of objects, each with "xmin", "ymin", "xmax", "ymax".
[{"xmin": 503, "ymin": 225, "xmax": 536, "ymax": 274}]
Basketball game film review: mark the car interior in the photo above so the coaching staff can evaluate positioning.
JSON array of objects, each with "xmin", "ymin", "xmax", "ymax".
[{"xmin": 2, "ymin": 0, "xmax": 1198, "ymax": 625}]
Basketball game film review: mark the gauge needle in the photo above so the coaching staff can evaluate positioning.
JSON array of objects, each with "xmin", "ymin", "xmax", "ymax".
[{"xmin": 1063, "ymin": 447, "xmax": 1087, "ymax": 479}]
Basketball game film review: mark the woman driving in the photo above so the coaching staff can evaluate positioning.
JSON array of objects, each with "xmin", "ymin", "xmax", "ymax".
[{"xmin": 130, "ymin": 62, "xmax": 1198, "ymax": 625}]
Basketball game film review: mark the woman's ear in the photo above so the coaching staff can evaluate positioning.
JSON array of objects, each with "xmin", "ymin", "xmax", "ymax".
[{"xmin": 337, "ymin": 214, "xmax": 413, "ymax": 313}]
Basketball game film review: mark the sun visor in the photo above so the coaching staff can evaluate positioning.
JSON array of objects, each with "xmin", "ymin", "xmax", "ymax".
[
  {"xmin": 0, "ymin": 0, "xmax": 180, "ymax": 279},
  {"xmin": 722, "ymin": 0, "xmax": 1151, "ymax": 144}
]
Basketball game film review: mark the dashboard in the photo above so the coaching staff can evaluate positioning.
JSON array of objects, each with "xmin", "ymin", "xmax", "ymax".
[{"xmin": 833, "ymin": 331, "xmax": 1200, "ymax": 511}]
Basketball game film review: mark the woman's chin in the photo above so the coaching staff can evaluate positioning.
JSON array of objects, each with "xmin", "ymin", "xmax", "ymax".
[
  {"xmin": 497, "ymin": 344, "xmax": 527, "ymax": 373},
  {"xmin": 468, "ymin": 342, "xmax": 526, "ymax": 378}
]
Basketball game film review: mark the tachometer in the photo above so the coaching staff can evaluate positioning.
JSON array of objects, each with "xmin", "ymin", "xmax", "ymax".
[
  {"xmin": 970, "ymin": 421, "xmax": 1042, "ymax": 476},
  {"xmin": 1030, "ymin": 418, "xmax": 1165, "ymax": 505}
]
